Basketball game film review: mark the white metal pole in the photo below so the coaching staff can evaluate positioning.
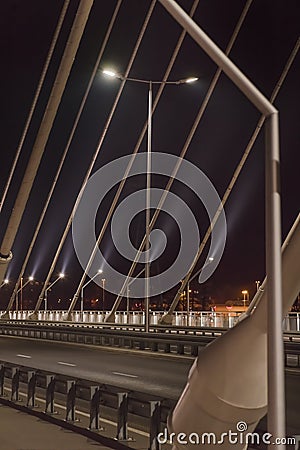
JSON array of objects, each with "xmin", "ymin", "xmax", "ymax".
[
  {"xmin": 265, "ymin": 113, "xmax": 285, "ymax": 447},
  {"xmin": 145, "ymin": 81, "xmax": 152, "ymax": 333},
  {"xmin": 81, "ymin": 288, "xmax": 84, "ymax": 319},
  {"xmin": 187, "ymin": 281, "xmax": 190, "ymax": 326},
  {"xmin": 102, "ymin": 279, "xmax": 106, "ymax": 313},
  {"xmin": 158, "ymin": 0, "xmax": 284, "ymax": 443},
  {"xmin": 126, "ymin": 285, "xmax": 130, "ymax": 318}
]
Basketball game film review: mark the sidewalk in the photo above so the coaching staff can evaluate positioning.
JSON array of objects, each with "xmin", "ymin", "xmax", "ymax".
[{"xmin": 0, "ymin": 403, "xmax": 115, "ymax": 450}]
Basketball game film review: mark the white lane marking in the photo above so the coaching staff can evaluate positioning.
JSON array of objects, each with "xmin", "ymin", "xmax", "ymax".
[
  {"xmin": 16, "ymin": 354, "xmax": 32, "ymax": 359},
  {"xmin": 57, "ymin": 361, "xmax": 76, "ymax": 367},
  {"xmin": 3, "ymin": 387, "xmax": 148, "ymax": 437},
  {"xmin": 112, "ymin": 371, "xmax": 138, "ymax": 378}
]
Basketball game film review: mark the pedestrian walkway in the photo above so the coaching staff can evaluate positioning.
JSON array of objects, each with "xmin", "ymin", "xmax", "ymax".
[{"xmin": 0, "ymin": 403, "xmax": 116, "ymax": 450}]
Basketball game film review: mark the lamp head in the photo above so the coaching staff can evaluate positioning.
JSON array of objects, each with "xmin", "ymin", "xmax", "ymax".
[
  {"xmin": 59, "ymin": 273, "xmax": 65, "ymax": 279},
  {"xmin": 4, "ymin": 279, "xmax": 9, "ymax": 284},
  {"xmin": 103, "ymin": 69, "xmax": 118, "ymax": 78},
  {"xmin": 183, "ymin": 77, "xmax": 198, "ymax": 84},
  {"xmin": 29, "ymin": 276, "xmax": 34, "ymax": 281}
]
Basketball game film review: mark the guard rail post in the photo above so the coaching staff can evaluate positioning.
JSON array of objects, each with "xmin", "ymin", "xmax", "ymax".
[
  {"xmin": 0, "ymin": 364, "xmax": 4, "ymax": 396},
  {"xmin": 89, "ymin": 386, "xmax": 102, "ymax": 430},
  {"xmin": 45, "ymin": 375, "xmax": 56, "ymax": 414},
  {"xmin": 116, "ymin": 392, "xmax": 129, "ymax": 440},
  {"xmin": 149, "ymin": 400, "xmax": 161, "ymax": 450},
  {"xmin": 65, "ymin": 380, "xmax": 77, "ymax": 422},
  {"xmin": 11, "ymin": 367, "xmax": 20, "ymax": 401},
  {"xmin": 27, "ymin": 370, "xmax": 37, "ymax": 407}
]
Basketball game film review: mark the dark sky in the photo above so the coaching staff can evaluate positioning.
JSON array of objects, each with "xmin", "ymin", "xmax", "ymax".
[{"xmin": 0, "ymin": 0, "xmax": 299, "ymax": 307}]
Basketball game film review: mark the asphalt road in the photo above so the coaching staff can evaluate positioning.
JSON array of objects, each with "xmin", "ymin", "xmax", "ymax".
[
  {"xmin": 0, "ymin": 335, "xmax": 192, "ymax": 399},
  {"xmin": 0, "ymin": 335, "xmax": 299, "ymax": 434}
]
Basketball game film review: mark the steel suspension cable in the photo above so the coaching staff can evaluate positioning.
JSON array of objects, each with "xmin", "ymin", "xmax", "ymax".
[
  {"xmin": 0, "ymin": 0, "xmax": 70, "ymax": 215},
  {"xmin": 108, "ymin": 0, "xmax": 253, "ymax": 318},
  {"xmin": 68, "ymin": 0, "xmax": 200, "ymax": 316},
  {"xmin": 0, "ymin": 0, "xmax": 95, "ymax": 286},
  {"xmin": 165, "ymin": 37, "xmax": 300, "ymax": 319},
  {"xmin": 3, "ymin": 0, "xmax": 123, "ymax": 316},
  {"xmin": 32, "ymin": 0, "xmax": 156, "ymax": 316}
]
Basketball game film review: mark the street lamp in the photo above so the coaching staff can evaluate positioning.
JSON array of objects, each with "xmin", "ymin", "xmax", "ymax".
[
  {"xmin": 0, "ymin": 279, "xmax": 9, "ymax": 288},
  {"xmin": 101, "ymin": 278, "xmax": 106, "ymax": 314},
  {"xmin": 103, "ymin": 69, "xmax": 198, "ymax": 332},
  {"xmin": 44, "ymin": 273, "xmax": 64, "ymax": 312},
  {"xmin": 255, "ymin": 280, "xmax": 261, "ymax": 291},
  {"xmin": 80, "ymin": 269, "xmax": 102, "ymax": 320},
  {"xmin": 242, "ymin": 289, "xmax": 249, "ymax": 309},
  {"xmin": 16, "ymin": 276, "xmax": 34, "ymax": 312},
  {"xmin": 186, "ymin": 257, "xmax": 214, "ymax": 326}
]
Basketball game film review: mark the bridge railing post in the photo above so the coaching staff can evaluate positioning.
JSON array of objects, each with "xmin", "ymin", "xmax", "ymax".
[
  {"xmin": 149, "ymin": 400, "xmax": 161, "ymax": 450},
  {"xmin": 45, "ymin": 375, "xmax": 56, "ymax": 414},
  {"xmin": 0, "ymin": 364, "xmax": 5, "ymax": 396},
  {"xmin": 27, "ymin": 370, "xmax": 37, "ymax": 407},
  {"xmin": 89, "ymin": 386, "xmax": 102, "ymax": 430},
  {"xmin": 116, "ymin": 392, "xmax": 128, "ymax": 440},
  {"xmin": 11, "ymin": 367, "xmax": 20, "ymax": 401},
  {"xmin": 65, "ymin": 380, "xmax": 76, "ymax": 422}
]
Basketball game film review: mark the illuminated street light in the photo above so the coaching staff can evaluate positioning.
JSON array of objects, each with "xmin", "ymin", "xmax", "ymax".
[
  {"xmin": 0, "ymin": 279, "xmax": 9, "ymax": 288},
  {"xmin": 16, "ymin": 276, "xmax": 34, "ymax": 312},
  {"xmin": 103, "ymin": 68, "xmax": 198, "ymax": 332},
  {"xmin": 102, "ymin": 69, "xmax": 117, "ymax": 78},
  {"xmin": 102, "ymin": 68, "xmax": 198, "ymax": 86},
  {"xmin": 80, "ymin": 269, "xmax": 102, "ymax": 319},
  {"xmin": 44, "ymin": 272, "xmax": 65, "ymax": 311},
  {"xmin": 242, "ymin": 289, "xmax": 249, "ymax": 308},
  {"xmin": 101, "ymin": 278, "xmax": 106, "ymax": 314}
]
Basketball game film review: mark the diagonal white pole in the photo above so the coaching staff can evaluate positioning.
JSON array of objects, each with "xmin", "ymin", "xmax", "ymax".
[
  {"xmin": 158, "ymin": 0, "xmax": 284, "ymax": 446},
  {"xmin": 145, "ymin": 81, "xmax": 152, "ymax": 333}
]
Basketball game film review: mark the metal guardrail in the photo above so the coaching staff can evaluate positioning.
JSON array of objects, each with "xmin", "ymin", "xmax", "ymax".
[
  {"xmin": 0, "ymin": 361, "xmax": 175, "ymax": 450},
  {"xmin": 0, "ymin": 310, "xmax": 241, "ymax": 328},
  {"xmin": 1, "ymin": 321, "xmax": 300, "ymax": 366},
  {"xmin": 1, "ymin": 310, "xmax": 299, "ymax": 331},
  {"xmin": 0, "ymin": 320, "xmax": 224, "ymax": 356}
]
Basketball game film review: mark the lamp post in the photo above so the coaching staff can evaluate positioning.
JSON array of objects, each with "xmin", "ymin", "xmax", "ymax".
[
  {"xmin": 103, "ymin": 69, "xmax": 198, "ymax": 332},
  {"xmin": 44, "ymin": 273, "xmax": 64, "ymax": 312},
  {"xmin": 186, "ymin": 257, "xmax": 214, "ymax": 326},
  {"xmin": 0, "ymin": 279, "xmax": 9, "ymax": 289},
  {"xmin": 101, "ymin": 278, "xmax": 106, "ymax": 314},
  {"xmin": 255, "ymin": 280, "xmax": 261, "ymax": 292},
  {"xmin": 80, "ymin": 269, "xmax": 102, "ymax": 320},
  {"xmin": 16, "ymin": 276, "xmax": 33, "ymax": 313},
  {"xmin": 242, "ymin": 289, "xmax": 249, "ymax": 309}
]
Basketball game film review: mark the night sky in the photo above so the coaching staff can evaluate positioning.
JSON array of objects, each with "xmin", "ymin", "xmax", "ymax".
[{"xmin": 0, "ymin": 0, "xmax": 299, "ymax": 308}]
